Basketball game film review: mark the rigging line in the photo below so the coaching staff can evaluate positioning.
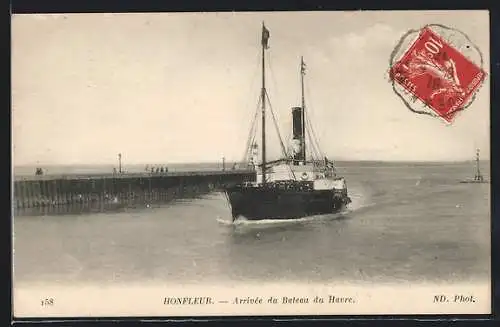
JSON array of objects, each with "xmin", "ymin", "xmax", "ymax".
[
  {"xmin": 310, "ymin": 121, "xmax": 324, "ymax": 159},
  {"xmin": 304, "ymin": 79, "xmax": 325, "ymax": 157},
  {"xmin": 305, "ymin": 110, "xmax": 324, "ymax": 159},
  {"xmin": 266, "ymin": 52, "xmax": 295, "ymax": 163},
  {"xmin": 304, "ymin": 113, "xmax": 320, "ymax": 158},
  {"xmin": 306, "ymin": 126, "xmax": 320, "ymax": 161},
  {"xmin": 306, "ymin": 133, "xmax": 317, "ymax": 159},
  {"xmin": 310, "ymin": 121, "xmax": 323, "ymax": 159},
  {"xmin": 266, "ymin": 51, "xmax": 296, "ymax": 172},
  {"xmin": 244, "ymin": 129, "xmax": 257, "ymax": 164},
  {"xmin": 243, "ymin": 131, "xmax": 257, "ymax": 165},
  {"xmin": 241, "ymin": 96, "xmax": 262, "ymax": 162},
  {"xmin": 243, "ymin": 120, "xmax": 255, "ymax": 162},
  {"xmin": 266, "ymin": 51, "xmax": 282, "ymax": 109},
  {"xmin": 310, "ymin": 130, "xmax": 322, "ymax": 161},
  {"xmin": 242, "ymin": 105, "xmax": 257, "ymax": 162},
  {"xmin": 243, "ymin": 125, "xmax": 256, "ymax": 164},
  {"xmin": 245, "ymin": 50, "xmax": 264, "ymax": 110},
  {"xmin": 248, "ymin": 130, "xmax": 257, "ymax": 163},
  {"xmin": 240, "ymin": 50, "xmax": 264, "ymax": 163},
  {"xmin": 247, "ymin": 108, "xmax": 260, "ymax": 164},
  {"xmin": 306, "ymin": 116, "xmax": 324, "ymax": 161},
  {"xmin": 262, "ymin": 52, "xmax": 294, "ymax": 181},
  {"xmin": 311, "ymin": 132, "xmax": 324, "ymax": 161},
  {"xmin": 266, "ymin": 51, "xmax": 293, "ymax": 160},
  {"xmin": 244, "ymin": 53, "xmax": 264, "ymax": 127},
  {"xmin": 289, "ymin": 166, "xmax": 297, "ymax": 181},
  {"xmin": 265, "ymin": 90, "xmax": 289, "ymax": 158}
]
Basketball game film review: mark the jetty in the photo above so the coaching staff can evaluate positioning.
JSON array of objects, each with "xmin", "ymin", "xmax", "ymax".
[{"xmin": 13, "ymin": 169, "xmax": 256, "ymax": 216}]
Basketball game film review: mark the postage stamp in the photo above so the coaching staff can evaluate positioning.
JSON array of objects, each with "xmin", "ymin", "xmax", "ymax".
[{"xmin": 389, "ymin": 24, "xmax": 486, "ymax": 123}]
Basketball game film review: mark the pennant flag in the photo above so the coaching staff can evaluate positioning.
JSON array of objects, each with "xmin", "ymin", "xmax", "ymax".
[
  {"xmin": 262, "ymin": 24, "xmax": 270, "ymax": 49},
  {"xmin": 301, "ymin": 58, "xmax": 307, "ymax": 75}
]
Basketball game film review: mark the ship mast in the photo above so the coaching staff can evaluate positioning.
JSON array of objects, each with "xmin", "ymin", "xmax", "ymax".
[
  {"xmin": 300, "ymin": 56, "xmax": 306, "ymax": 163},
  {"xmin": 261, "ymin": 22, "xmax": 270, "ymax": 184}
]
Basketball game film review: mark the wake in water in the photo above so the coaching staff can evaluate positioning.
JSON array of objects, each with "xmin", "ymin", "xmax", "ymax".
[
  {"xmin": 216, "ymin": 213, "xmax": 346, "ymax": 227},
  {"xmin": 344, "ymin": 184, "xmax": 377, "ymax": 213}
]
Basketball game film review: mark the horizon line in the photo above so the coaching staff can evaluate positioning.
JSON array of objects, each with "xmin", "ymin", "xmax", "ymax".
[{"xmin": 13, "ymin": 158, "xmax": 491, "ymax": 167}]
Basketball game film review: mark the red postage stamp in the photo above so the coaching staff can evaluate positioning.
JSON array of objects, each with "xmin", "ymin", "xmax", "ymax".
[{"xmin": 390, "ymin": 26, "xmax": 486, "ymax": 123}]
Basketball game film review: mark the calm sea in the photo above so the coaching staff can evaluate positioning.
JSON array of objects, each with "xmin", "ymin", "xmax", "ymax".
[{"xmin": 12, "ymin": 161, "xmax": 490, "ymax": 287}]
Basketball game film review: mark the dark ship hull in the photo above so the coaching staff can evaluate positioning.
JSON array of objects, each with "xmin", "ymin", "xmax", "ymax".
[{"xmin": 225, "ymin": 182, "xmax": 351, "ymax": 221}]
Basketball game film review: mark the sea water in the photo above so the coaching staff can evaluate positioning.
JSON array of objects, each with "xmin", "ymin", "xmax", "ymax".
[{"xmin": 12, "ymin": 161, "xmax": 490, "ymax": 287}]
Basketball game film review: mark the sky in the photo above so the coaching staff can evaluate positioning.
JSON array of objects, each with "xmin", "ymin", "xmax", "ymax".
[{"xmin": 11, "ymin": 11, "xmax": 490, "ymax": 165}]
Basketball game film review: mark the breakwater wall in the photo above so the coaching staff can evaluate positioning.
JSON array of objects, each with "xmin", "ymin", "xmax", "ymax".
[{"xmin": 13, "ymin": 170, "xmax": 256, "ymax": 216}]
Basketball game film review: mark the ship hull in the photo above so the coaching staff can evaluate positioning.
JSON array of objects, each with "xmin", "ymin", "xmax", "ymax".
[{"xmin": 224, "ymin": 185, "xmax": 351, "ymax": 221}]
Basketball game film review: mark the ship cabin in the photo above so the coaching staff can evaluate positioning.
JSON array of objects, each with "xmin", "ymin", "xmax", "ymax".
[{"xmin": 253, "ymin": 159, "xmax": 347, "ymax": 192}]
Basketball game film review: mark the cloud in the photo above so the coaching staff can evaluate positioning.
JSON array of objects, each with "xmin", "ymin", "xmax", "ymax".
[{"xmin": 12, "ymin": 13, "xmax": 489, "ymax": 164}]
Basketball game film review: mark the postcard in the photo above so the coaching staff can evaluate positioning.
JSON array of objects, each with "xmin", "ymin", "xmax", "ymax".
[{"xmin": 12, "ymin": 10, "xmax": 490, "ymax": 317}]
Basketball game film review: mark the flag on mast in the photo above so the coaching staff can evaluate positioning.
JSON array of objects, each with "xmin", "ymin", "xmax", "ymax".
[
  {"xmin": 262, "ymin": 23, "xmax": 270, "ymax": 49},
  {"xmin": 301, "ymin": 57, "xmax": 307, "ymax": 75}
]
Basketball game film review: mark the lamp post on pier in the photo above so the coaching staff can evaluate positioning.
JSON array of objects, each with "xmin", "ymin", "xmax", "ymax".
[{"xmin": 118, "ymin": 153, "xmax": 122, "ymax": 174}]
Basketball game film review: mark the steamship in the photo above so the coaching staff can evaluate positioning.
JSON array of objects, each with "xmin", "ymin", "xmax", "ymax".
[{"xmin": 223, "ymin": 23, "xmax": 351, "ymax": 221}]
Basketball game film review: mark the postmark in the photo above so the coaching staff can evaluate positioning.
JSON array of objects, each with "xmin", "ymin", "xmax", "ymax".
[{"xmin": 389, "ymin": 24, "xmax": 486, "ymax": 123}]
